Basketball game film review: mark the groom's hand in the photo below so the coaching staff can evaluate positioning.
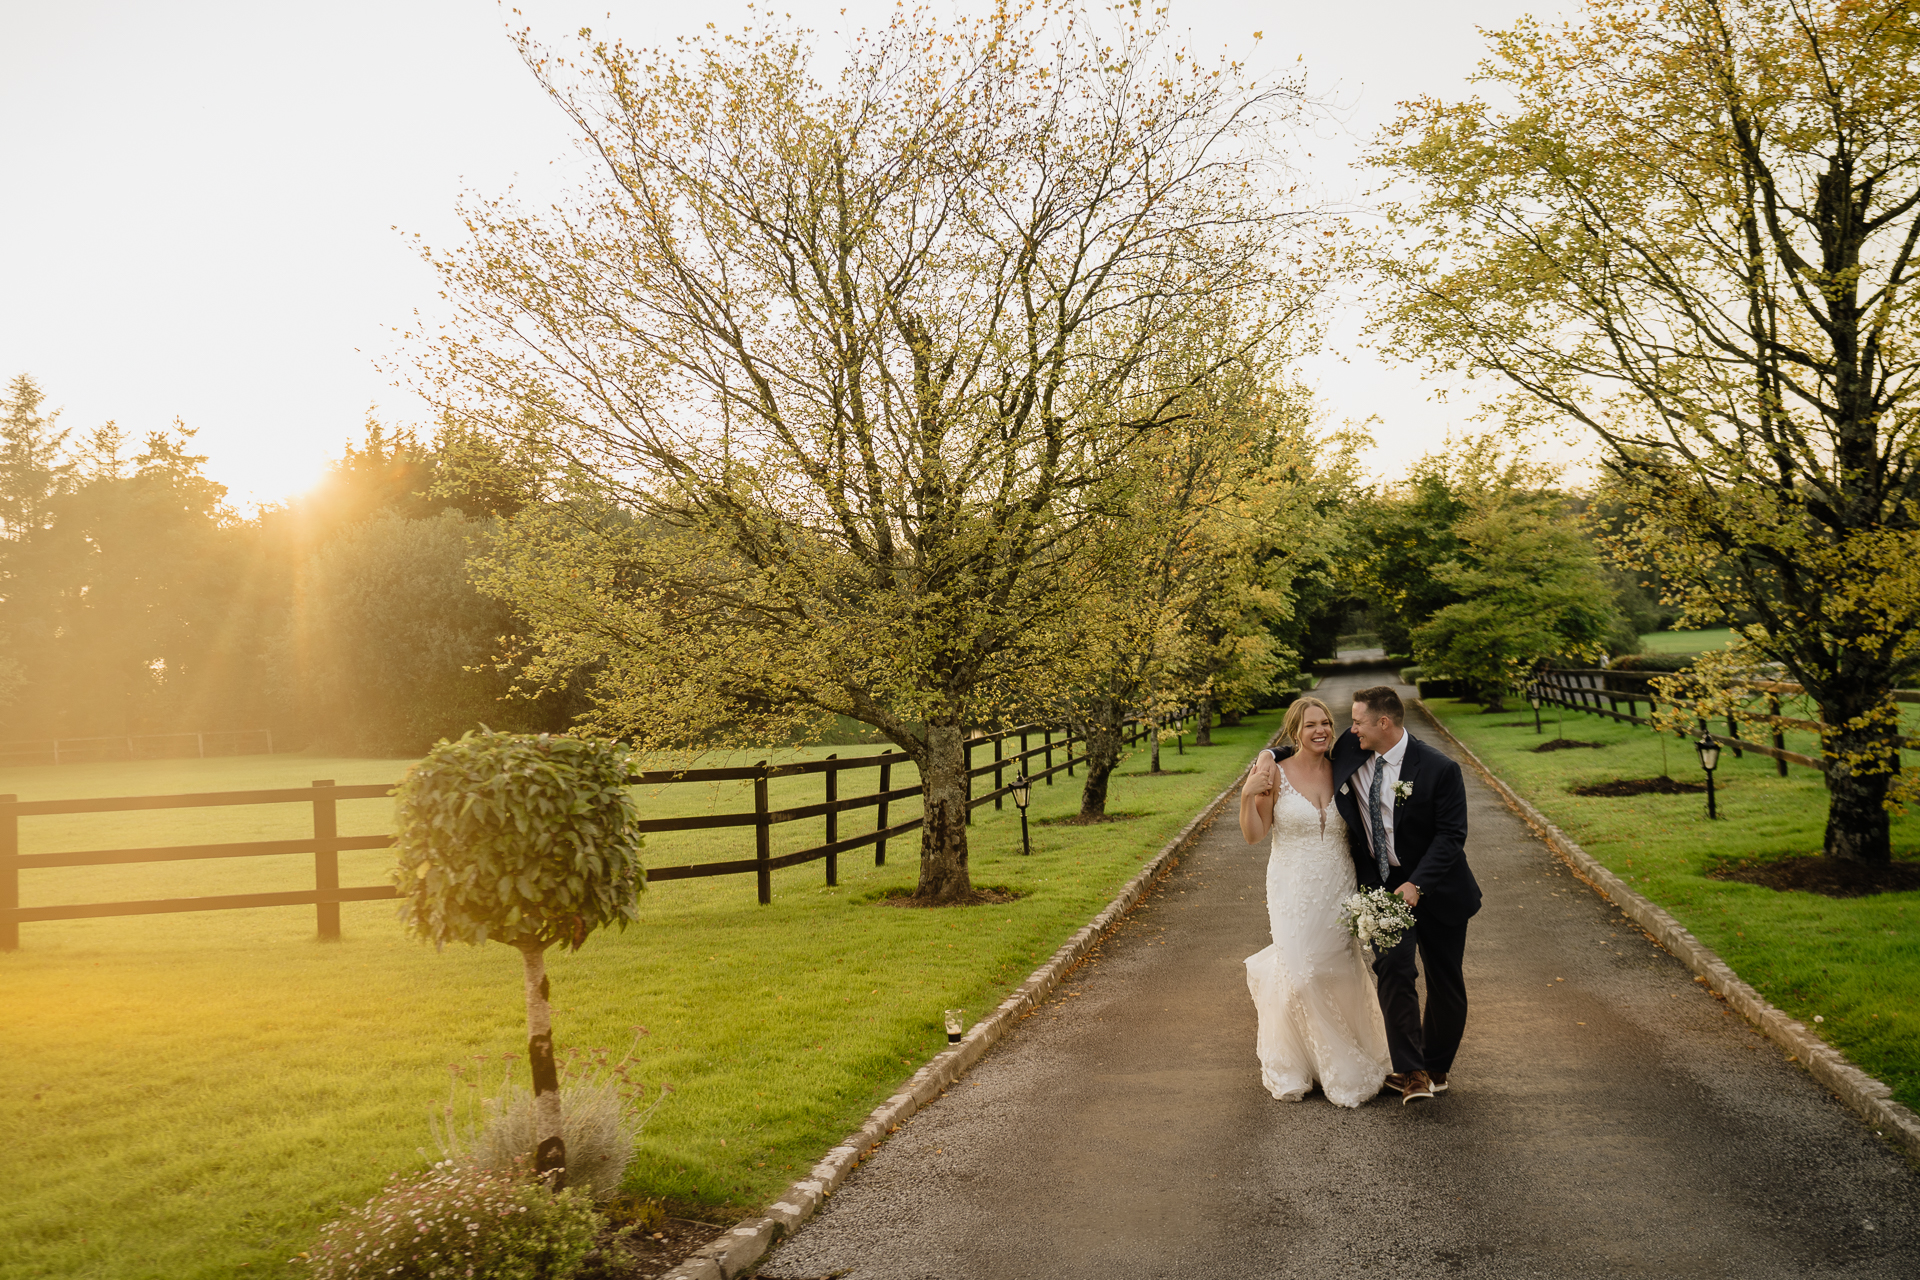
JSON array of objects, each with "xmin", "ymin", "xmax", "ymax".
[
  {"xmin": 1246, "ymin": 753, "xmax": 1277, "ymax": 795},
  {"xmin": 1396, "ymin": 883, "xmax": 1421, "ymax": 907}
]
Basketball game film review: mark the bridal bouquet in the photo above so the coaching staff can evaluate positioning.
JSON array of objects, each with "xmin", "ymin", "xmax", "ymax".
[{"xmin": 1339, "ymin": 887, "xmax": 1416, "ymax": 952}]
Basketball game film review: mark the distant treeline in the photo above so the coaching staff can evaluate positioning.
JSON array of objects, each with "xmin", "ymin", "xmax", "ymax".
[{"xmin": 0, "ymin": 374, "xmax": 583, "ymax": 756}]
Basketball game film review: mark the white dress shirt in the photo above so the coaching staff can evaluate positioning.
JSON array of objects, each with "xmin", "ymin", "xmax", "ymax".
[{"xmin": 1352, "ymin": 729, "xmax": 1409, "ymax": 867}]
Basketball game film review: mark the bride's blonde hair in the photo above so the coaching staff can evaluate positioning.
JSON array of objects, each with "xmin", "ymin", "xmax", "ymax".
[{"xmin": 1279, "ymin": 696, "xmax": 1335, "ymax": 750}]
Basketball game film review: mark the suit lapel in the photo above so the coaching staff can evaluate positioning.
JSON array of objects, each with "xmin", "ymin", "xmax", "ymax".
[{"xmin": 1397, "ymin": 734, "xmax": 1425, "ymax": 798}]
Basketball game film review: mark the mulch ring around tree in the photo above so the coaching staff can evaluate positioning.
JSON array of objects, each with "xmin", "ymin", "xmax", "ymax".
[
  {"xmin": 1119, "ymin": 767, "xmax": 1201, "ymax": 776},
  {"xmin": 1569, "ymin": 776, "xmax": 1708, "ymax": 797},
  {"xmin": 1709, "ymin": 856, "xmax": 1920, "ymax": 899},
  {"xmin": 874, "ymin": 885, "xmax": 1025, "ymax": 907},
  {"xmin": 1037, "ymin": 810, "xmax": 1148, "ymax": 826},
  {"xmin": 1532, "ymin": 738, "xmax": 1608, "ymax": 753}
]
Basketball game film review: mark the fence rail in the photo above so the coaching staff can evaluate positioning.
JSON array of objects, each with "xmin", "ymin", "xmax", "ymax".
[
  {"xmin": 0, "ymin": 728, "xmax": 275, "ymax": 768},
  {"xmin": 0, "ymin": 711, "xmax": 1194, "ymax": 949},
  {"xmin": 1527, "ymin": 668, "xmax": 1920, "ymax": 775}
]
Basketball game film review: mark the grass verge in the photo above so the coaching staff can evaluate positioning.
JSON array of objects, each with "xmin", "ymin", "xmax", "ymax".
[
  {"xmin": 0, "ymin": 717, "xmax": 1275, "ymax": 1280},
  {"xmin": 1421, "ymin": 697, "xmax": 1920, "ymax": 1113}
]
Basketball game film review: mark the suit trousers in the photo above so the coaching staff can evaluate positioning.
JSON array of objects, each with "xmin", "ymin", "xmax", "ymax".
[{"xmin": 1372, "ymin": 909, "xmax": 1470, "ymax": 1076}]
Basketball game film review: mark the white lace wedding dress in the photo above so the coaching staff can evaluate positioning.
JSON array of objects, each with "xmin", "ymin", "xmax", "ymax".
[{"xmin": 1244, "ymin": 769, "xmax": 1391, "ymax": 1107}]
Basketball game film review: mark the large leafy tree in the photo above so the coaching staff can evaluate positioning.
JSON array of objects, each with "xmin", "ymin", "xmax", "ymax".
[
  {"xmin": 425, "ymin": 4, "xmax": 1320, "ymax": 902},
  {"xmin": 1411, "ymin": 488, "xmax": 1621, "ymax": 712},
  {"xmin": 1370, "ymin": 0, "xmax": 1920, "ymax": 863},
  {"xmin": 1057, "ymin": 373, "xmax": 1346, "ymax": 817}
]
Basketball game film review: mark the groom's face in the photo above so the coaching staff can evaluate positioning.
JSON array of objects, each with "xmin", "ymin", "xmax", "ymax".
[{"xmin": 1351, "ymin": 703, "xmax": 1402, "ymax": 754}]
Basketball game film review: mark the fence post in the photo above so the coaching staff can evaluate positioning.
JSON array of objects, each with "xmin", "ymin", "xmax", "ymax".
[
  {"xmin": 1066, "ymin": 727, "xmax": 1075, "ymax": 777},
  {"xmin": 965, "ymin": 737, "xmax": 974, "ymax": 825},
  {"xmin": 875, "ymin": 751, "xmax": 891, "ymax": 867},
  {"xmin": 1044, "ymin": 729, "xmax": 1053, "ymax": 783},
  {"xmin": 1726, "ymin": 712, "xmax": 1743, "ymax": 758},
  {"xmin": 994, "ymin": 735, "xmax": 1004, "ymax": 811},
  {"xmin": 1769, "ymin": 695, "xmax": 1789, "ymax": 776},
  {"xmin": 754, "ymin": 763, "xmax": 772, "ymax": 905},
  {"xmin": 824, "ymin": 754, "xmax": 838, "ymax": 887},
  {"xmin": 0, "ymin": 794, "xmax": 17, "ymax": 952},
  {"xmin": 313, "ymin": 779, "xmax": 340, "ymax": 941}
]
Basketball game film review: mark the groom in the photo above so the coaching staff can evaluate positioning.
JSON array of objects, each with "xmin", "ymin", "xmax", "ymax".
[{"xmin": 1272, "ymin": 685, "xmax": 1480, "ymax": 1104}]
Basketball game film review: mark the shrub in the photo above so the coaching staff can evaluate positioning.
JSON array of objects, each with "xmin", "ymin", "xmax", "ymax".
[
  {"xmin": 433, "ymin": 1036, "xmax": 670, "ymax": 1202},
  {"xmin": 458, "ymin": 1081, "xmax": 637, "ymax": 1202},
  {"xmin": 302, "ymin": 1162, "xmax": 603, "ymax": 1280}
]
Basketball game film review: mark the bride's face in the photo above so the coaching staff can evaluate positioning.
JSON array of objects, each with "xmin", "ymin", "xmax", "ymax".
[{"xmin": 1298, "ymin": 707, "xmax": 1334, "ymax": 756}]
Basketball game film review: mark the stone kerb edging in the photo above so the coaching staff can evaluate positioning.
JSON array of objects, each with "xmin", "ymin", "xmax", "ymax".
[
  {"xmin": 660, "ymin": 734, "xmax": 1280, "ymax": 1280},
  {"xmin": 1412, "ymin": 699, "xmax": 1920, "ymax": 1161}
]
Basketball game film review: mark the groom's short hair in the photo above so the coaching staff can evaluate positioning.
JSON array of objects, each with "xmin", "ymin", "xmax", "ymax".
[{"xmin": 1353, "ymin": 686, "xmax": 1404, "ymax": 724}]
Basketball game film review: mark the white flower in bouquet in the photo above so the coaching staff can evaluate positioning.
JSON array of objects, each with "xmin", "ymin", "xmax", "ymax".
[{"xmin": 1338, "ymin": 887, "xmax": 1416, "ymax": 952}]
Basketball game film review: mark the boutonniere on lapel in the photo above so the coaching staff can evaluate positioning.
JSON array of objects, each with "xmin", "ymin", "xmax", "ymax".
[
  {"xmin": 1392, "ymin": 780, "xmax": 1414, "ymax": 805},
  {"xmin": 1339, "ymin": 783, "xmax": 1351, "ymax": 797}
]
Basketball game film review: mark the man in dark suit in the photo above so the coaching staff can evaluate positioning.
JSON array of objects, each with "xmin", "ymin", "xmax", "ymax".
[{"xmin": 1269, "ymin": 685, "xmax": 1480, "ymax": 1104}]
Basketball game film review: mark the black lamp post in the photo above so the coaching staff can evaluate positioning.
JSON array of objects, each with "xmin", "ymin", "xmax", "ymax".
[
  {"xmin": 1529, "ymin": 688, "xmax": 1543, "ymax": 735},
  {"xmin": 1695, "ymin": 734, "xmax": 1721, "ymax": 819},
  {"xmin": 1012, "ymin": 770, "xmax": 1032, "ymax": 855}
]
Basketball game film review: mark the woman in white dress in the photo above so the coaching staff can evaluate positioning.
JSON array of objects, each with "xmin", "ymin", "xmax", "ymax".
[{"xmin": 1237, "ymin": 697, "xmax": 1391, "ymax": 1107}]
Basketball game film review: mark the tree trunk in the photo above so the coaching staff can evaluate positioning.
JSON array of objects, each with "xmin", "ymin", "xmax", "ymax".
[
  {"xmin": 1820, "ymin": 692, "xmax": 1894, "ymax": 865},
  {"xmin": 1194, "ymin": 698, "xmax": 1214, "ymax": 746},
  {"xmin": 1078, "ymin": 721, "xmax": 1124, "ymax": 820},
  {"xmin": 518, "ymin": 941, "xmax": 567, "ymax": 1188},
  {"xmin": 1219, "ymin": 708, "xmax": 1243, "ymax": 727},
  {"xmin": 914, "ymin": 724, "xmax": 973, "ymax": 902},
  {"xmin": 1149, "ymin": 722, "xmax": 1162, "ymax": 774},
  {"xmin": 1479, "ymin": 684, "xmax": 1507, "ymax": 714}
]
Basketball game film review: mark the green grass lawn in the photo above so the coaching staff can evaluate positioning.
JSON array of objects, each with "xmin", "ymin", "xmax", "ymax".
[
  {"xmin": 1422, "ymin": 697, "xmax": 1920, "ymax": 1113},
  {"xmin": 0, "ymin": 719, "xmax": 1275, "ymax": 1280},
  {"xmin": 1636, "ymin": 627, "xmax": 1737, "ymax": 654}
]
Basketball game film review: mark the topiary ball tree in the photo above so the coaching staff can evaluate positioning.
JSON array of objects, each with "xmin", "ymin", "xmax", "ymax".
[{"xmin": 393, "ymin": 729, "xmax": 644, "ymax": 1190}]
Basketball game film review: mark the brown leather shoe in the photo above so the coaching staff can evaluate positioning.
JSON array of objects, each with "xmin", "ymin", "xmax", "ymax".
[
  {"xmin": 1430, "ymin": 1071, "xmax": 1449, "ymax": 1093},
  {"xmin": 1382, "ymin": 1072, "xmax": 1407, "ymax": 1094},
  {"xmin": 1401, "ymin": 1070, "xmax": 1434, "ymax": 1104}
]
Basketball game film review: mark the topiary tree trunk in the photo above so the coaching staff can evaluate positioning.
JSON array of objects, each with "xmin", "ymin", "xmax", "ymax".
[{"xmin": 518, "ymin": 943, "xmax": 566, "ymax": 1182}]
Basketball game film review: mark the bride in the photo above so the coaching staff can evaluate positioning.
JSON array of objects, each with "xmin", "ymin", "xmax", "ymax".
[{"xmin": 1238, "ymin": 697, "xmax": 1390, "ymax": 1107}]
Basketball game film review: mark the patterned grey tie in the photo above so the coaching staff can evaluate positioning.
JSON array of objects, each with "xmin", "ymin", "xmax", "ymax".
[{"xmin": 1368, "ymin": 755, "xmax": 1390, "ymax": 882}]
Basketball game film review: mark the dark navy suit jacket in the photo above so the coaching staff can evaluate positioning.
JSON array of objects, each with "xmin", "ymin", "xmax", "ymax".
[{"xmin": 1271, "ymin": 728, "xmax": 1481, "ymax": 925}]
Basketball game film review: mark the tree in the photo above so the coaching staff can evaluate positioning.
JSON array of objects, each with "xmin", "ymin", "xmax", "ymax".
[
  {"xmin": 1057, "ymin": 374, "xmax": 1338, "ymax": 818},
  {"xmin": 1370, "ymin": 0, "xmax": 1920, "ymax": 862},
  {"xmin": 427, "ymin": 4, "xmax": 1319, "ymax": 901},
  {"xmin": 2, "ymin": 421, "xmax": 251, "ymax": 739},
  {"xmin": 292, "ymin": 511, "xmax": 543, "ymax": 754},
  {"xmin": 1411, "ymin": 487, "xmax": 1621, "ymax": 712},
  {"xmin": 1348, "ymin": 461, "xmax": 1471, "ymax": 659},
  {"xmin": 0, "ymin": 374, "xmax": 74, "ymax": 540},
  {"xmin": 393, "ymin": 730, "xmax": 645, "ymax": 1189}
]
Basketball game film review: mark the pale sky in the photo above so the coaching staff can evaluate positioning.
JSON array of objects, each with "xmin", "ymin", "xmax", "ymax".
[{"xmin": 1, "ymin": 0, "xmax": 1580, "ymax": 510}]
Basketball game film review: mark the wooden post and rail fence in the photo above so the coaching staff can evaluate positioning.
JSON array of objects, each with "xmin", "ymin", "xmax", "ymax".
[
  {"xmin": 1526, "ymin": 667, "xmax": 1920, "ymax": 777},
  {"xmin": 0, "ymin": 710, "xmax": 1196, "ymax": 951}
]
